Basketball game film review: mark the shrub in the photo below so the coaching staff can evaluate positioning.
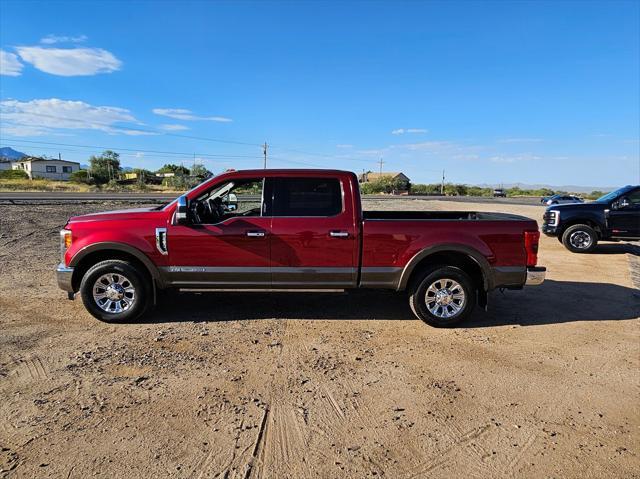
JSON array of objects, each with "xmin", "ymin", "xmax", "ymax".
[
  {"xmin": 70, "ymin": 169, "xmax": 93, "ymax": 184},
  {"xmin": 0, "ymin": 169, "xmax": 29, "ymax": 179}
]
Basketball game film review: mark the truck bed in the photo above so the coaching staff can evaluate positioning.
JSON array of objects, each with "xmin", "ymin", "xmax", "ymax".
[
  {"xmin": 363, "ymin": 210, "xmax": 532, "ymax": 221},
  {"xmin": 360, "ymin": 211, "xmax": 540, "ymax": 290}
]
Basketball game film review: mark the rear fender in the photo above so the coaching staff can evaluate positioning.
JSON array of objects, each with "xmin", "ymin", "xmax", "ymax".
[{"xmin": 397, "ymin": 244, "xmax": 493, "ymax": 292}]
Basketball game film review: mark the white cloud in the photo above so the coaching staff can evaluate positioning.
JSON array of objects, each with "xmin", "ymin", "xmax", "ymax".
[
  {"xmin": 489, "ymin": 154, "xmax": 542, "ymax": 163},
  {"xmin": 40, "ymin": 34, "xmax": 88, "ymax": 45},
  {"xmin": 0, "ymin": 98, "xmax": 146, "ymax": 137},
  {"xmin": 398, "ymin": 141, "xmax": 453, "ymax": 151},
  {"xmin": 159, "ymin": 123, "xmax": 189, "ymax": 131},
  {"xmin": 0, "ymin": 50, "xmax": 23, "ymax": 76},
  {"xmin": 392, "ymin": 128, "xmax": 428, "ymax": 135},
  {"xmin": 152, "ymin": 108, "xmax": 232, "ymax": 122},
  {"xmin": 119, "ymin": 129, "xmax": 157, "ymax": 136},
  {"xmin": 336, "ymin": 144, "xmax": 353, "ymax": 148},
  {"xmin": 497, "ymin": 138, "xmax": 543, "ymax": 143},
  {"xmin": 16, "ymin": 46, "xmax": 121, "ymax": 76}
]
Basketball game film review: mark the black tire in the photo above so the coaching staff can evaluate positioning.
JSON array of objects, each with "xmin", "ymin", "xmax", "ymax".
[
  {"xmin": 80, "ymin": 259, "xmax": 150, "ymax": 322},
  {"xmin": 561, "ymin": 224, "xmax": 598, "ymax": 253},
  {"xmin": 409, "ymin": 266, "xmax": 476, "ymax": 327}
]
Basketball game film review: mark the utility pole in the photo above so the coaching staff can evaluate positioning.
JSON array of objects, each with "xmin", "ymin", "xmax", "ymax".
[
  {"xmin": 263, "ymin": 142, "xmax": 268, "ymax": 169},
  {"xmin": 378, "ymin": 157, "xmax": 384, "ymax": 174},
  {"xmin": 441, "ymin": 169, "xmax": 445, "ymax": 195},
  {"xmin": 58, "ymin": 152, "xmax": 61, "ymax": 161}
]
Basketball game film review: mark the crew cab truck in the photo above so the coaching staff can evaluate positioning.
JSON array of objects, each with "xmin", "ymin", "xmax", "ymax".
[
  {"xmin": 56, "ymin": 169, "xmax": 545, "ymax": 327},
  {"xmin": 543, "ymin": 185, "xmax": 640, "ymax": 253}
]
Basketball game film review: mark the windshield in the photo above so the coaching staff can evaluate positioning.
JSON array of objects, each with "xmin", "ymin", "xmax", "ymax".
[
  {"xmin": 595, "ymin": 186, "xmax": 633, "ymax": 203},
  {"xmin": 158, "ymin": 172, "xmax": 222, "ymax": 210}
]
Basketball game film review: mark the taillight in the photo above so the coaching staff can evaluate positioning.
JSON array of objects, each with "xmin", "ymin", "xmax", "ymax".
[{"xmin": 524, "ymin": 230, "xmax": 540, "ymax": 267}]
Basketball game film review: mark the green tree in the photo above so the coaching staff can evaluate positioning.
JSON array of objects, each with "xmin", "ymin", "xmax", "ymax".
[
  {"xmin": 157, "ymin": 164, "xmax": 189, "ymax": 175},
  {"xmin": 588, "ymin": 190, "xmax": 605, "ymax": 200},
  {"xmin": 410, "ymin": 183, "xmax": 441, "ymax": 195},
  {"xmin": 444, "ymin": 183, "xmax": 468, "ymax": 196},
  {"xmin": 70, "ymin": 169, "xmax": 93, "ymax": 184},
  {"xmin": 89, "ymin": 150, "xmax": 121, "ymax": 185},
  {"xmin": 190, "ymin": 163, "xmax": 212, "ymax": 179}
]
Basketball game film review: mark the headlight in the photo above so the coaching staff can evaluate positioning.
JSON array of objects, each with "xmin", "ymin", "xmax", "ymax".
[{"xmin": 60, "ymin": 229, "xmax": 72, "ymax": 263}]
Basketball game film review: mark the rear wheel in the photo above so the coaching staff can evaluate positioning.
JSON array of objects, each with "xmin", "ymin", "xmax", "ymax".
[
  {"xmin": 409, "ymin": 266, "xmax": 476, "ymax": 327},
  {"xmin": 80, "ymin": 260, "xmax": 150, "ymax": 322},
  {"xmin": 562, "ymin": 224, "xmax": 598, "ymax": 253}
]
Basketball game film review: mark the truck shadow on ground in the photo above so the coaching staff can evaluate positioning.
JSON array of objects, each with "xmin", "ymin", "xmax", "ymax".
[
  {"xmin": 592, "ymin": 242, "xmax": 640, "ymax": 255},
  {"xmin": 146, "ymin": 280, "xmax": 639, "ymax": 327}
]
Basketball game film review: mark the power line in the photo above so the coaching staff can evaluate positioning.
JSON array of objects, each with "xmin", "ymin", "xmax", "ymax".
[
  {"xmin": 1, "ymin": 113, "xmax": 425, "ymax": 170},
  {"xmin": 0, "ymin": 139, "xmax": 261, "ymax": 160},
  {"xmin": 0, "ymin": 142, "xmax": 324, "ymax": 168},
  {"xmin": 268, "ymin": 144, "xmax": 373, "ymax": 164},
  {"xmin": 2, "ymin": 113, "xmax": 262, "ymax": 147}
]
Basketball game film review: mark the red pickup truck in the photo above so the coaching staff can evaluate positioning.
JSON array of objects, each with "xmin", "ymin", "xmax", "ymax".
[{"xmin": 56, "ymin": 169, "xmax": 545, "ymax": 326}]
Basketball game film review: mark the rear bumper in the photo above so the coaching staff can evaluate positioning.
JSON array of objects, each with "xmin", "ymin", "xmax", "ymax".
[
  {"xmin": 525, "ymin": 266, "xmax": 546, "ymax": 286},
  {"xmin": 56, "ymin": 263, "xmax": 74, "ymax": 292}
]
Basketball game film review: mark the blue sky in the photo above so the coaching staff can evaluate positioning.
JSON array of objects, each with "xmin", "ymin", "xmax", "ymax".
[{"xmin": 0, "ymin": 0, "xmax": 638, "ymax": 187}]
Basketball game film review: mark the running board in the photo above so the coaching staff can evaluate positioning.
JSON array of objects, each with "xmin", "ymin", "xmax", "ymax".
[{"xmin": 178, "ymin": 288, "xmax": 346, "ymax": 293}]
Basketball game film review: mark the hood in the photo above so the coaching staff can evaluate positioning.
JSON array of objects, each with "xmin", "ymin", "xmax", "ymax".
[
  {"xmin": 546, "ymin": 201, "xmax": 604, "ymax": 212},
  {"xmin": 68, "ymin": 206, "xmax": 166, "ymax": 223}
]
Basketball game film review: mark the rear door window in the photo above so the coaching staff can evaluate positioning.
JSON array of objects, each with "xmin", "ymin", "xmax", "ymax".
[{"xmin": 273, "ymin": 178, "xmax": 342, "ymax": 217}]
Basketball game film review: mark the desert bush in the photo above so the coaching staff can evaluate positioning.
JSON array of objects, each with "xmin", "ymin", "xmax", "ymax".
[{"xmin": 0, "ymin": 169, "xmax": 29, "ymax": 180}]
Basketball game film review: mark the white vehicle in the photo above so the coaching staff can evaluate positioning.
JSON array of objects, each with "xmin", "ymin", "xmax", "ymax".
[{"xmin": 544, "ymin": 194, "xmax": 584, "ymax": 206}]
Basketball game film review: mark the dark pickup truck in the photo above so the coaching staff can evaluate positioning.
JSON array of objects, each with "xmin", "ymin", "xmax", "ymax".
[
  {"xmin": 56, "ymin": 169, "xmax": 546, "ymax": 326},
  {"xmin": 542, "ymin": 185, "xmax": 640, "ymax": 252}
]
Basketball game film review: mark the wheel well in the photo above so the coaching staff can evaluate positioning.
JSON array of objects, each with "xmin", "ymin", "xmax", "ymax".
[
  {"xmin": 559, "ymin": 219, "xmax": 602, "ymax": 238},
  {"xmin": 71, "ymin": 249, "xmax": 153, "ymax": 292},
  {"xmin": 405, "ymin": 251, "xmax": 485, "ymax": 294}
]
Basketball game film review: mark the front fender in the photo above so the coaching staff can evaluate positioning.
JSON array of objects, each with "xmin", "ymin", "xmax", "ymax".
[{"xmin": 68, "ymin": 241, "xmax": 163, "ymax": 283}]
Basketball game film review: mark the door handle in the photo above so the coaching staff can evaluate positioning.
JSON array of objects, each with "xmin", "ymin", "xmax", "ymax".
[
  {"xmin": 329, "ymin": 230, "xmax": 349, "ymax": 238},
  {"xmin": 246, "ymin": 230, "xmax": 266, "ymax": 237}
]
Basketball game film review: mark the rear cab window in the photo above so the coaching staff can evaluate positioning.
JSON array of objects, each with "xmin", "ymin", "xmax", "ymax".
[{"xmin": 272, "ymin": 177, "xmax": 343, "ymax": 217}]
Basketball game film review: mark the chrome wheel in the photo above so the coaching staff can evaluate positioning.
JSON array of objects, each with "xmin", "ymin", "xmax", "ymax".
[
  {"xmin": 92, "ymin": 273, "xmax": 136, "ymax": 313},
  {"xmin": 425, "ymin": 278, "xmax": 466, "ymax": 319},
  {"xmin": 569, "ymin": 230, "xmax": 592, "ymax": 250}
]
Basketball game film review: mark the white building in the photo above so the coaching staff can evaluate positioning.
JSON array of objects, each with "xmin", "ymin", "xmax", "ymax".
[{"xmin": 12, "ymin": 157, "xmax": 81, "ymax": 180}]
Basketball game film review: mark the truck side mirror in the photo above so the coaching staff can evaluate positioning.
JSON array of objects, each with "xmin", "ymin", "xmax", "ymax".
[
  {"xmin": 175, "ymin": 195, "xmax": 190, "ymax": 225},
  {"xmin": 227, "ymin": 193, "xmax": 238, "ymax": 211}
]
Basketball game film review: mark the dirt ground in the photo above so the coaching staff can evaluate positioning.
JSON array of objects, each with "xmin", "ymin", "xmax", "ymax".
[{"xmin": 1, "ymin": 199, "xmax": 638, "ymax": 478}]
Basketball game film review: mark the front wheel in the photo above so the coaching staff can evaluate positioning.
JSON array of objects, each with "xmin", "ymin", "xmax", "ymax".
[
  {"xmin": 409, "ymin": 266, "xmax": 476, "ymax": 327},
  {"xmin": 80, "ymin": 259, "xmax": 150, "ymax": 322},
  {"xmin": 561, "ymin": 224, "xmax": 598, "ymax": 253}
]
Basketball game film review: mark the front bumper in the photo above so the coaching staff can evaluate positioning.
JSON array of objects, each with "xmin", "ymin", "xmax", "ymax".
[
  {"xmin": 542, "ymin": 225, "xmax": 558, "ymax": 236},
  {"xmin": 56, "ymin": 263, "xmax": 74, "ymax": 293},
  {"xmin": 526, "ymin": 266, "xmax": 546, "ymax": 286}
]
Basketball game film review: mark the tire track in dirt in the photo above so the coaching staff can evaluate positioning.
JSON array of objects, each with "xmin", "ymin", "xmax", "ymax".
[
  {"xmin": 248, "ymin": 319, "xmax": 314, "ymax": 479},
  {"xmin": 3, "ymin": 354, "xmax": 50, "ymax": 387},
  {"xmin": 408, "ymin": 423, "xmax": 492, "ymax": 477}
]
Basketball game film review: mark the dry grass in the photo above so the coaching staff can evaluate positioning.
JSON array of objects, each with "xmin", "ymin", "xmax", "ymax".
[
  {"xmin": 0, "ymin": 178, "xmax": 93, "ymax": 192},
  {"xmin": 0, "ymin": 178, "xmax": 184, "ymax": 193}
]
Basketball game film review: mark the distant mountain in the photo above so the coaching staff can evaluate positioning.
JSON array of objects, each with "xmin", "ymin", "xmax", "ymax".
[
  {"xmin": 475, "ymin": 182, "xmax": 618, "ymax": 194},
  {"xmin": 0, "ymin": 147, "xmax": 27, "ymax": 161}
]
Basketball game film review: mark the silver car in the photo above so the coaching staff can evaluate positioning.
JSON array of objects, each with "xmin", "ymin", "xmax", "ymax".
[{"xmin": 544, "ymin": 194, "xmax": 584, "ymax": 206}]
